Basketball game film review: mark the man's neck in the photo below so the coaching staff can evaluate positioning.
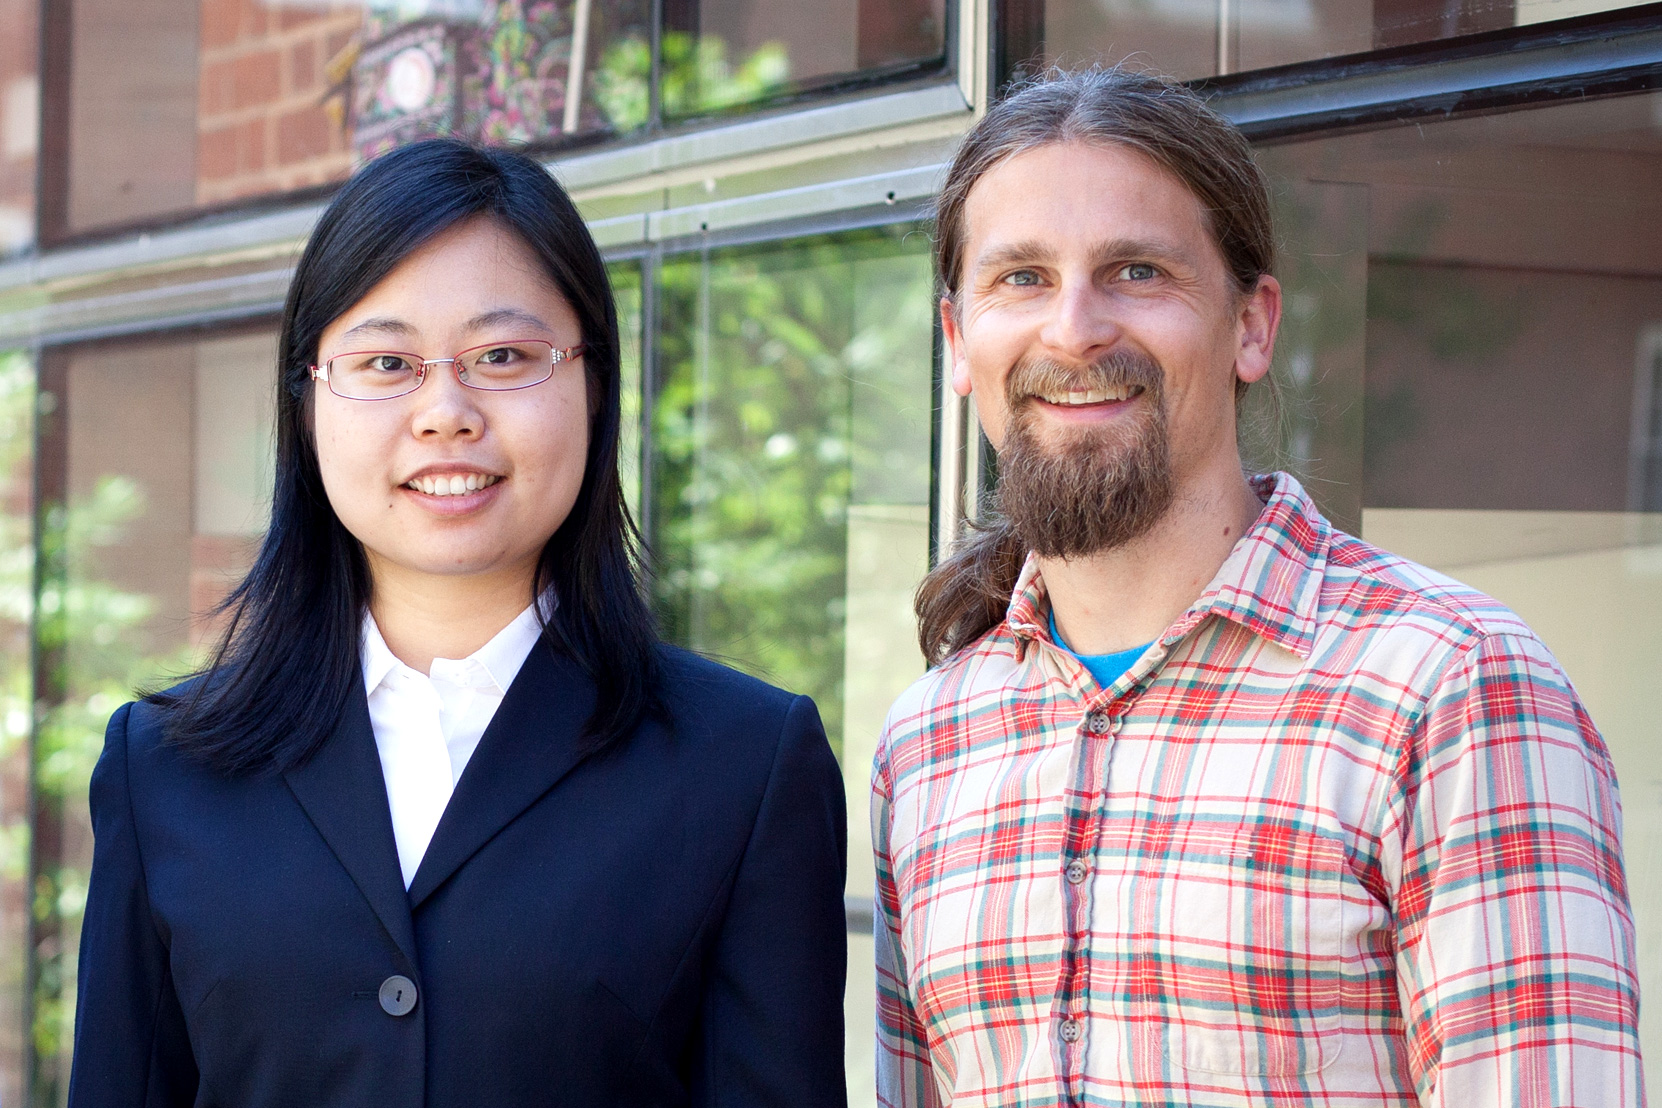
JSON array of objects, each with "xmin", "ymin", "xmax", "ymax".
[
  {"xmin": 1040, "ymin": 466, "xmax": 1265, "ymax": 656},
  {"xmin": 367, "ymin": 557, "xmax": 540, "ymax": 674}
]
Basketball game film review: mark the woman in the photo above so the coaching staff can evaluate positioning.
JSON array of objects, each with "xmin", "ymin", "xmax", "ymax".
[{"xmin": 69, "ymin": 139, "xmax": 847, "ymax": 1108}]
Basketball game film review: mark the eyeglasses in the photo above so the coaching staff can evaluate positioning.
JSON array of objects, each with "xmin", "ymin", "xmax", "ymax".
[{"xmin": 309, "ymin": 339, "xmax": 585, "ymax": 401}]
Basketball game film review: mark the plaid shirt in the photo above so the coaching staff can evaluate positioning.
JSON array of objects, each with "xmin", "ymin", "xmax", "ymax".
[{"xmin": 873, "ymin": 473, "xmax": 1643, "ymax": 1108}]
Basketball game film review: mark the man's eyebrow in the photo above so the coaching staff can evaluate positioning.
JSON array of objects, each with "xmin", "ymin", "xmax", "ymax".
[
  {"xmin": 1088, "ymin": 237, "xmax": 1201, "ymax": 270},
  {"xmin": 971, "ymin": 240, "xmax": 1054, "ymax": 273},
  {"xmin": 971, "ymin": 236, "xmax": 1203, "ymax": 275}
]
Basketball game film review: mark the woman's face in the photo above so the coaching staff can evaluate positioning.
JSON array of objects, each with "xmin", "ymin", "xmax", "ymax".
[{"xmin": 312, "ymin": 215, "xmax": 591, "ymax": 595}]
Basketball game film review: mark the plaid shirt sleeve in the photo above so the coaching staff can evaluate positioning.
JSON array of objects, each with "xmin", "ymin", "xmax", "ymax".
[
  {"xmin": 873, "ymin": 745, "xmax": 944, "ymax": 1108},
  {"xmin": 1392, "ymin": 629, "xmax": 1643, "ymax": 1106}
]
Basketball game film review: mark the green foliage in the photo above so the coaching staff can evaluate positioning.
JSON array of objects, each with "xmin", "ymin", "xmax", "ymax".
[
  {"xmin": 592, "ymin": 31, "xmax": 790, "ymax": 131},
  {"xmin": 649, "ymin": 230, "xmax": 933, "ymax": 757}
]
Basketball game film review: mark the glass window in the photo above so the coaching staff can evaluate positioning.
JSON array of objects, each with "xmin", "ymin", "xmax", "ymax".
[
  {"xmin": 30, "ymin": 328, "xmax": 276, "ymax": 1098},
  {"xmin": 1001, "ymin": 0, "xmax": 1656, "ymax": 82},
  {"xmin": 45, "ymin": 0, "xmax": 948, "ymax": 240},
  {"xmin": 647, "ymin": 225, "xmax": 936, "ymax": 1104},
  {"xmin": 0, "ymin": 0, "xmax": 37, "ymax": 255},
  {"xmin": 1254, "ymin": 91, "xmax": 1662, "ymax": 1102},
  {"xmin": 609, "ymin": 257, "xmax": 645, "ymax": 517},
  {"xmin": 0, "ymin": 352, "xmax": 31, "ymax": 1108},
  {"xmin": 658, "ymin": 0, "xmax": 947, "ymax": 122}
]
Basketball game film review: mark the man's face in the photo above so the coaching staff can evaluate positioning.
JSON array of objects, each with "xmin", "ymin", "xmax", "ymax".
[{"xmin": 943, "ymin": 141, "xmax": 1279, "ymax": 557}]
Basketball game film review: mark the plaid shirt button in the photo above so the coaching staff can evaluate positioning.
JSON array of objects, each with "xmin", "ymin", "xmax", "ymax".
[
  {"xmin": 1058, "ymin": 1018, "xmax": 1081, "ymax": 1043},
  {"xmin": 1064, "ymin": 859, "xmax": 1088, "ymax": 884},
  {"xmin": 1085, "ymin": 711, "xmax": 1110, "ymax": 735}
]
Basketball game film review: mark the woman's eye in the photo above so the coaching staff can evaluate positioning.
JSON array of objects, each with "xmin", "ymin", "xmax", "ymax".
[
  {"xmin": 1119, "ymin": 263, "xmax": 1159, "ymax": 281},
  {"xmin": 477, "ymin": 347, "xmax": 517, "ymax": 365},
  {"xmin": 371, "ymin": 355, "xmax": 411, "ymax": 373}
]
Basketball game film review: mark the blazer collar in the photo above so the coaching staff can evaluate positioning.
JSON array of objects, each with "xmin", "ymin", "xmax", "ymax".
[
  {"xmin": 282, "ymin": 689, "xmax": 419, "ymax": 966},
  {"xmin": 405, "ymin": 639, "xmax": 596, "ymax": 909}
]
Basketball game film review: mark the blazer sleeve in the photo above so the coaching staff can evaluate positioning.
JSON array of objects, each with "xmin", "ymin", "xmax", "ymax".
[
  {"xmin": 693, "ymin": 694, "xmax": 849, "ymax": 1108},
  {"xmin": 68, "ymin": 702, "xmax": 199, "ymax": 1108}
]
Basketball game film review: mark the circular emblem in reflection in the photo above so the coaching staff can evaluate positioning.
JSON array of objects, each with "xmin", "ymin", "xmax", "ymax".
[{"xmin": 386, "ymin": 47, "xmax": 437, "ymax": 113}]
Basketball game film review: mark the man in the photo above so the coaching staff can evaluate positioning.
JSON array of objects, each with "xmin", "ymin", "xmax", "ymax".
[{"xmin": 873, "ymin": 69, "xmax": 1643, "ymax": 1107}]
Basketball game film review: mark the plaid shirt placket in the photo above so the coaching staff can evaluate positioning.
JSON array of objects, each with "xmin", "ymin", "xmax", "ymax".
[{"xmin": 873, "ymin": 473, "xmax": 1643, "ymax": 1108}]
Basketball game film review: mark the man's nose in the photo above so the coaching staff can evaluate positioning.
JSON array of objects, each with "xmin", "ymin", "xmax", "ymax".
[{"xmin": 1038, "ymin": 277, "xmax": 1121, "ymax": 360}]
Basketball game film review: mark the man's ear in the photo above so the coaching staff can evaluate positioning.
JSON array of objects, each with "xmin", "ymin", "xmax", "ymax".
[
  {"xmin": 1235, "ymin": 275, "xmax": 1281, "ymax": 386},
  {"xmin": 942, "ymin": 296, "xmax": 973, "ymax": 397}
]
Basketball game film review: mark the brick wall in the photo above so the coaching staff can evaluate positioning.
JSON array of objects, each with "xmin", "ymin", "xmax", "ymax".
[
  {"xmin": 0, "ymin": 0, "xmax": 38, "ymax": 253},
  {"xmin": 196, "ymin": 0, "xmax": 365, "ymax": 206}
]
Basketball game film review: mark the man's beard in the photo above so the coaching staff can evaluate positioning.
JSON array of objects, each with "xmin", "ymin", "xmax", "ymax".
[{"xmin": 995, "ymin": 350, "xmax": 1174, "ymax": 560}]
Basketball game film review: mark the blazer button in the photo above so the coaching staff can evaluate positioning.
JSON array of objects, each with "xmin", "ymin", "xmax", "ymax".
[{"xmin": 379, "ymin": 975, "xmax": 418, "ymax": 1017}]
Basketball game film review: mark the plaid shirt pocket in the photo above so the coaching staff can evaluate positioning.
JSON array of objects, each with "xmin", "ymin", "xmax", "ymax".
[{"xmin": 1132, "ymin": 822, "xmax": 1348, "ymax": 1077}]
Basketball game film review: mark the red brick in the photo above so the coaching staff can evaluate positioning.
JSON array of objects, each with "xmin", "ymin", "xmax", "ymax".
[
  {"xmin": 198, "ymin": 125, "xmax": 239, "ymax": 180},
  {"xmin": 277, "ymin": 6, "xmax": 323, "ymax": 32},
  {"xmin": 276, "ymin": 105, "xmax": 332, "ymax": 165},
  {"xmin": 289, "ymin": 39, "xmax": 317, "ymax": 92},
  {"xmin": 238, "ymin": 117, "xmax": 267, "ymax": 173},
  {"xmin": 242, "ymin": 0, "xmax": 268, "ymax": 38},
  {"xmin": 325, "ymin": 28, "xmax": 354, "ymax": 62},
  {"xmin": 198, "ymin": 59, "xmax": 236, "ymax": 116},
  {"xmin": 232, "ymin": 47, "xmax": 282, "ymax": 110},
  {"xmin": 199, "ymin": 0, "xmax": 241, "ymax": 49}
]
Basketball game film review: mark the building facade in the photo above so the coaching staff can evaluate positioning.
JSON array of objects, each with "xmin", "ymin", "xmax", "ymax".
[{"xmin": 0, "ymin": 0, "xmax": 1658, "ymax": 1103}]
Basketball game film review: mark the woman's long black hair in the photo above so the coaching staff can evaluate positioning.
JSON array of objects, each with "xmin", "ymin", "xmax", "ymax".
[{"xmin": 158, "ymin": 138, "xmax": 660, "ymax": 774}]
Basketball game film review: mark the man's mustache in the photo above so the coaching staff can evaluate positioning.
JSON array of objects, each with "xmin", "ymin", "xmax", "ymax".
[{"xmin": 1004, "ymin": 349, "xmax": 1165, "ymax": 406}]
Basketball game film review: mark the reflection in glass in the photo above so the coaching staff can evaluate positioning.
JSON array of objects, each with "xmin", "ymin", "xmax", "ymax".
[
  {"xmin": 657, "ymin": 0, "xmax": 946, "ymax": 122},
  {"xmin": 0, "ymin": 0, "xmax": 37, "ymax": 255},
  {"xmin": 54, "ymin": 0, "xmax": 653, "ymax": 234},
  {"xmin": 29, "ymin": 331, "xmax": 276, "ymax": 1100},
  {"xmin": 609, "ymin": 259, "xmax": 645, "ymax": 519},
  {"xmin": 1006, "ymin": 0, "xmax": 1654, "ymax": 81},
  {"xmin": 1255, "ymin": 90, "xmax": 1662, "ymax": 1103},
  {"xmin": 0, "ymin": 353, "xmax": 32, "ymax": 1108},
  {"xmin": 649, "ymin": 227, "xmax": 935, "ymax": 1107}
]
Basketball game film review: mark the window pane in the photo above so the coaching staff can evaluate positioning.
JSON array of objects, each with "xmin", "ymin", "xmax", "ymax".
[
  {"xmin": 30, "ymin": 329, "xmax": 275, "ymax": 1098},
  {"xmin": 0, "ymin": 0, "xmax": 37, "ymax": 254},
  {"xmin": 53, "ymin": 0, "xmax": 651, "ymax": 236},
  {"xmin": 1256, "ymin": 91, "xmax": 1662, "ymax": 1102},
  {"xmin": 648, "ymin": 226, "xmax": 935, "ymax": 1107},
  {"xmin": 659, "ymin": 0, "xmax": 947, "ymax": 120},
  {"xmin": 0, "ymin": 352, "xmax": 31, "ymax": 1108},
  {"xmin": 608, "ymin": 258, "xmax": 644, "ymax": 519},
  {"xmin": 1010, "ymin": 0, "xmax": 1654, "ymax": 81}
]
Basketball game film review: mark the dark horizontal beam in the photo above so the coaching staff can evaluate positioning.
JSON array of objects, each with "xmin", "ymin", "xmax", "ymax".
[{"xmin": 1200, "ymin": 5, "xmax": 1662, "ymax": 140}]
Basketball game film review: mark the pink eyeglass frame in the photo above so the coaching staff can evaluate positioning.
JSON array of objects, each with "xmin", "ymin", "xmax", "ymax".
[{"xmin": 308, "ymin": 339, "xmax": 586, "ymax": 400}]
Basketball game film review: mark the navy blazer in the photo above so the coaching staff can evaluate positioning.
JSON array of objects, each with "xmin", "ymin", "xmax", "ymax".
[{"xmin": 69, "ymin": 644, "xmax": 848, "ymax": 1108}]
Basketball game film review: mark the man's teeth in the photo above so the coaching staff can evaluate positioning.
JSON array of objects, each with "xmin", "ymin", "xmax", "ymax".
[
  {"xmin": 1038, "ymin": 386, "xmax": 1139, "ymax": 405},
  {"xmin": 408, "ymin": 474, "xmax": 501, "ymax": 496}
]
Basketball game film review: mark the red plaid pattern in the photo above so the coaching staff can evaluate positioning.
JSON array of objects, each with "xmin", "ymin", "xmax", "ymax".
[{"xmin": 873, "ymin": 473, "xmax": 1643, "ymax": 1107}]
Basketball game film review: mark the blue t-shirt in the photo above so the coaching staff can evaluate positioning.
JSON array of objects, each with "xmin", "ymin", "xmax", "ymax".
[{"xmin": 1049, "ymin": 610, "xmax": 1151, "ymax": 690}]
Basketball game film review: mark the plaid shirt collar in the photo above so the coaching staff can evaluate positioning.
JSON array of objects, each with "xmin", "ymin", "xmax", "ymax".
[{"xmin": 1004, "ymin": 471, "xmax": 1327, "ymax": 662}]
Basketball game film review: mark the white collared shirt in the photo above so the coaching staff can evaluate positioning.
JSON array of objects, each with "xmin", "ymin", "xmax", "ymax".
[{"xmin": 361, "ymin": 603, "xmax": 544, "ymax": 888}]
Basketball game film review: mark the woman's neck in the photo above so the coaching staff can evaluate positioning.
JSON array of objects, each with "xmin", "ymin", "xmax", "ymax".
[{"xmin": 366, "ymin": 554, "xmax": 541, "ymax": 674}]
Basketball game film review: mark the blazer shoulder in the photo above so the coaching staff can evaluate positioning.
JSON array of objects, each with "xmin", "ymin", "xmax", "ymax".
[{"xmin": 654, "ymin": 644, "xmax": 802, "ymax": 721}]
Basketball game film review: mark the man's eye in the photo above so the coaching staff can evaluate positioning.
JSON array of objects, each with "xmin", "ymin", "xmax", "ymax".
[
  {"xmin": 1003, "ymin": 270, "xmax": 1042, "ymax": 286},
  {"xmin": 1119, "ymin": 263, "xmax": 1158, "ymax": 281}
]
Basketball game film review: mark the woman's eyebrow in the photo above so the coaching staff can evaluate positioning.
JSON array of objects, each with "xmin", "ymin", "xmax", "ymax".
[
  {"xmin": 464, "ymin": 307, "xmax": 554, "ymax": 334},
  {"xmin": 337, "ymin": 316, "xmax": 416, "ymax": 343}
]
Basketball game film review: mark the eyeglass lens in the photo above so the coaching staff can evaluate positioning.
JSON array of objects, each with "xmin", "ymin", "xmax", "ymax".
[{"xmin": 325, "ymin": 340, "xmax": 558, "ymax": 400}]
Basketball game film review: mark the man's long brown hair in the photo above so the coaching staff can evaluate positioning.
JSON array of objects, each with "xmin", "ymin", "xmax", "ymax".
[{"xmin": 915, "ymin": 67, "xmax": 1277, "ymax": 667}]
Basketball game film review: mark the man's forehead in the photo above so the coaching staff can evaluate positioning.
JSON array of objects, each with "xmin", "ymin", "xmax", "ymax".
[{"xmin": 960, "ymin": 142, "xmax": 1214, "ymax": 270}]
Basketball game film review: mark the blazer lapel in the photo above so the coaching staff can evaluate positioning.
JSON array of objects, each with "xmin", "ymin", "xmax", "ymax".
[
  {"xmin": 283, "ymin": 688, "xmax": 419, "ymax": 964},
  {"xmin": 406, "ymin": 641, "xmax": 594, "ymax": 910}
]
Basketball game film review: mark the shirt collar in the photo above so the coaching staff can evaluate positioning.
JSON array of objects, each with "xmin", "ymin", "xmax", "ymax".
[
  {"xmin": 1004, "ymin": 471, "xmax": 1328, "ymax": 661},
  {"xmin": 361, "ymin": 595, "xmax": 551, "ymax": 696}
]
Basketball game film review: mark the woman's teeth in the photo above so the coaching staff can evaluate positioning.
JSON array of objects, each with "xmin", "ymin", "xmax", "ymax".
[{"xmin": 408, "ymin": 474, "xmax": 501, "ymax": 496}]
